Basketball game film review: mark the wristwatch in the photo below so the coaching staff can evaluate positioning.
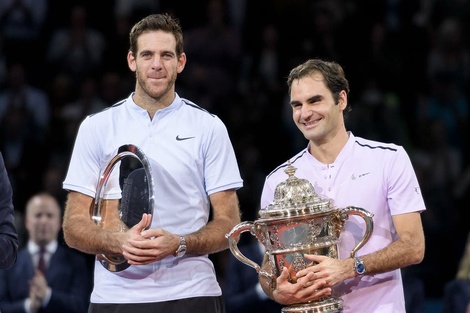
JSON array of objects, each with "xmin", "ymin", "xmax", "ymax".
[
  {"xmin": 354, "ymin": 257, "xmax": 366, "ymax": 275},
  {"xmin": 174, "ymin": 236, "xmax": 187, "ymax": 257}
]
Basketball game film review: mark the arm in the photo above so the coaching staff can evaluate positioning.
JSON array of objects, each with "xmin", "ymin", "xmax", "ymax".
[
  {"xmin": 122, "ymin": 189, "xmax": 241, "ymax": 264},
  {"xmin": 185, "ymin": 189, "xmax": 241, "ymax": 254},
  {"xmin": 62, "ymin": 191, "xmax": 151, "ymax": 256},
  {"xmin": 356, "ymin": 211, "xmax": 425, "ymax": 275},
  {"xmin": 0, "ymin": 153, "xmax": 18, "ymax": 269}
]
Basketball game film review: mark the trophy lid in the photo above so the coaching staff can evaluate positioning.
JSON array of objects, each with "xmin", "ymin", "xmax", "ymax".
[{"xmin": 259, "ymin": 161, "xmax": 332, "ymax": 219}]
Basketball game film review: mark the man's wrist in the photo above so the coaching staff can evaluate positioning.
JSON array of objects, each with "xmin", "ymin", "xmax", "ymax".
[{"xmin": 353, "ymin": 257, "xmax": 366, "ymax": 276}]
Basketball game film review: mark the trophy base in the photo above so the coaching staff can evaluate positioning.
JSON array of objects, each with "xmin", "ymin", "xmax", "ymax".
[
  {"xmin": 97, "ymin": 254, "xmax": 130, "ymax": 272},
  {"xmin": 281, "ymin": 297, "xmax": 343, "ymax": 313}
]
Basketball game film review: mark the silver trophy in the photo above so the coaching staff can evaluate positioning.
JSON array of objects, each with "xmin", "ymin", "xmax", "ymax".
[
  {"xmin": 90, "ymin": 144, "xmax": 155, "ymax": 272},
  {"xmin": 226, "ymin": 163, "xmax": 374, "ymax": 313}
]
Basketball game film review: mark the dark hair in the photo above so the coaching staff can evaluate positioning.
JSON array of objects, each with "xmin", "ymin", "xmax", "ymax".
[
  {"xmin": 129, "ymin": 13, "xmax": 184, "ymax": 57},
  {"xmin": 287, "ymin": 59, "xmax": 350, "ymax": 106}
]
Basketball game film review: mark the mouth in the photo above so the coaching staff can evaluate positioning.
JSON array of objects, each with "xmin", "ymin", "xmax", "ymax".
[{"xmin": 302, "ymin": 117, "xmax": 322, "ymax": 128}]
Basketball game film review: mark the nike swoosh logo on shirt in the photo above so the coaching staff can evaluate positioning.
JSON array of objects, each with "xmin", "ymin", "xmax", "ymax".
[{"xmin": 176, "ymin": 135, "xmax": 195, "ymax": 141}]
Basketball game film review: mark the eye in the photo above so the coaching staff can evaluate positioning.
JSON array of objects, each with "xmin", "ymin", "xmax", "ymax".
[{"xmin": 162, "ymin": 52, "xmax": 174, "ymax": 60}]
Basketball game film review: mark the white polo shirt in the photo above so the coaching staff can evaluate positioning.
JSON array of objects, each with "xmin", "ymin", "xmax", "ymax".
[
  {"xmin": 261, "ymin": 132, "xmax": 426, "ymax": 313},
  {"xmin": 63, "ymin": 93, "xmax": 243, "ymax": 303}
]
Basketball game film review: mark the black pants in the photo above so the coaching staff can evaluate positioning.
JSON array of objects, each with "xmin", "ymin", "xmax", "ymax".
[{"xmin": 88, "ymin": 296, "xmax": 225, "ymax": 313}]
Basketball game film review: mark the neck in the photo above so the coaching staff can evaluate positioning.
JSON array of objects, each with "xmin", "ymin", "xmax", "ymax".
[{"xmin": 309, "ymin": 130, "xmax": 349, "ymax": 164}]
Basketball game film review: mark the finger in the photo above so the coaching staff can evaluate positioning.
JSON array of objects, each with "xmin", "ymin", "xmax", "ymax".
[
  {"xmin": 297, "ymin": 272, "xmax": 315, "ymax": 287},
  {"xmin": 277, "ymin": 267, "xmax": 290, "ymax": 284},
  {"xmin": 132, "ymin": 213, "xmax": 152, "ymax": 232},
  {"xmin": 303, "ymin": 254, "xmax": 324, "ymax": 263},
  {"xmin": 122, "ymin": 248, "xmax": 156, "ymax": 263}
]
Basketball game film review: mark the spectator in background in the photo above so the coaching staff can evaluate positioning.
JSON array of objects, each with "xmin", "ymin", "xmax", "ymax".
[
  {"xmin": 0, "ymin": 63, "xmax": 50, "ymax": 144},
  {"xmin": 0, "ymin": 0, "xmax": 49, "ymax": 77},
  {"xmin": 0, "ymin": 193, "xmax": 91, "ymax": 313},
  {"xmin": 60, "ymin": 76, "xmax": 108, "ymax": 152},
  {"xmin": 181, "ymin": 0, "xmax": 241, "ymax": 113},
  {"xmin": 0, "ymin": 152, "xmax": 18, "ymax": 269},
  {"xmin": 46, "ymin": 5, "xmax": 106, "ymax": 85},
  {"xmin": 443, "ymin": 231, "xmax": 470, "ymax": 313},
  {"xmin": 0, "ymin": 63, "xmax": 50, "ymax": 210}
]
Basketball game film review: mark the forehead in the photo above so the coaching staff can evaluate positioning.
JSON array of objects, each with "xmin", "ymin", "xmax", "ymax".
[
  {"xmin": 28, "ymin": 197, "xmax": 59, "ymax": 216},
  {"xmin": 136, "ymin": 30, "xmax": 177, "ymax": 52},
  {"xmin": 290, "ymin": 74, "xmax": 328, "ymax": 97}
]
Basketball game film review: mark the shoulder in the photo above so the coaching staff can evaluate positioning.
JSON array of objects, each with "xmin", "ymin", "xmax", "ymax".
[
  {"xmin": 266, "ymin": 149, "xmax": 309, "ymax": 180},
  {"xmin": 179, "ymin": 98, "xmax": 222, "ymax": 127},
  {"xmin": 87, "ymin": 98, "xmax": 127, "ymax": 120},
  {"xmin": 180, "ymin": 98, "xmax": 216, "ymax": 117},
  {"xmin": 353, "ymin": 136, "xmax": 401, "ymax": 153}
]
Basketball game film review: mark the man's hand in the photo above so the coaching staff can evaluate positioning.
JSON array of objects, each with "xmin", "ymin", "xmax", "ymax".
[
  {"xmin": 29, "ymin": 270, "xmax": 48, "ymax": 311},
  {"xmin": 272, "ymin": 266, "xmax": 331, "ymax": 305},
  {"xmin": 121, "ymin": 213, "xmax": 179, "ymax": 265},
  {"xmin": 296, "ymin": 255, "xmax": 354, "ymax": 288}
]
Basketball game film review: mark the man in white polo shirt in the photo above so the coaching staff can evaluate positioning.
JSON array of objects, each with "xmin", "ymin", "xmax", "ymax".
[
  {"xmin": 62, "ymin": 13, "xmax": 243, "ymax": 313},
  {"xmin": 259, "ymin": 59, "xmax": 425, "ymax": 313}
]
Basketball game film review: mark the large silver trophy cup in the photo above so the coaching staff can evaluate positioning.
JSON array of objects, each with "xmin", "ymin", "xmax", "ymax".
[
  {"xmin": 226, "ymin": 163, "xmax": 373, "ymax": 313},
  {"xmin": 90, "ymin": 144, "xmax": 155, "ymax": 272}
]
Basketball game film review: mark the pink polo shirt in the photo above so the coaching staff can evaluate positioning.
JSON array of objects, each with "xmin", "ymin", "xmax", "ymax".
[{"xmin": 261, "ymin": 132, "xmax": 426, "ymax": 313}]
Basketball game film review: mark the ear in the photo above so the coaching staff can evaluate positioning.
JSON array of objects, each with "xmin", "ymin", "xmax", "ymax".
[
  {"xmin": 338, "ymin": 90, "xmax": 348, "ymax": 111},
  {"xmin": 127, "ymin": 51, "xmax": 136, "ymax": 72},
  {"xmin": 177, "ymin": 52, "xmax": 187, "ymax": 74}
]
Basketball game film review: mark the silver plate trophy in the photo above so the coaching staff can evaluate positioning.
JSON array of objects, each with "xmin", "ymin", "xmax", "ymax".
[
  {"xmin": 90, "ymin": 144, "xmax": 155, "ymax": 272},
  {"xmin": 226, "ymin": 162, "xmax": 374, "ymax": 313}
]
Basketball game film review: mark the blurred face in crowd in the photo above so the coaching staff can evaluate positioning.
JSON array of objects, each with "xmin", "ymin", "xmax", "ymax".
[
  {"xmin": 289, "ymin": 73, "xmax": 347, "ymax": 145},
  {"xmin": 127, "ymin": 30, "xmax": 186, "ymax": 105},
  {"xmin": 25, "ymin": 195, "xmax": 61, "ymax": 247}
]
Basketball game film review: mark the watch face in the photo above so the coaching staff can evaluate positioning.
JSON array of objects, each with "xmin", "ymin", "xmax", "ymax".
[
  {"xmin": 177, "ymin": 246, "xmax": 187, "ymax": 257},
  {"xmin": 356, "ymin": 263, "xmax": 365, "ymax": 274},
  {"xmin": 355, "ymin": 258, "xmax": 365, "ymax": 274}
]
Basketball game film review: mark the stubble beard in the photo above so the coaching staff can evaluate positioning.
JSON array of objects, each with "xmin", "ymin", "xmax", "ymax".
[{"xmin": 136, "ymin": 70, "xmax": 176, "ymax": 102}]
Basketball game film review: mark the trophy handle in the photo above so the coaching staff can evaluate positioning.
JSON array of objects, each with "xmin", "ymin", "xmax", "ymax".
[
  {"xmin": 341, "ymin": 206, "xmax": 374, "ymax": 258},
  {"xmin": 225, "ymin": 221, "xmax": 262, "ymax": 272}
]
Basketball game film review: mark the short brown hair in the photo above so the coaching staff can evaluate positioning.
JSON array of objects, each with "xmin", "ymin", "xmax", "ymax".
[
  {"xmin": 129, "ymin": 13, "xmax": 184, "ymax": 57},
  {"xmin": 287, "ymin": 59, "xmax": 350, "ymax": 106}
]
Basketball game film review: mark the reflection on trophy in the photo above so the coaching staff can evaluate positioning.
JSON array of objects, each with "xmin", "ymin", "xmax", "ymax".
[
  {"xmin": 226, "ymin": 162, "xmax": 374, "ymax": 313},
  {"xmin": 90, "ymin": 144, "xmax": 155, "ymax": 272}
]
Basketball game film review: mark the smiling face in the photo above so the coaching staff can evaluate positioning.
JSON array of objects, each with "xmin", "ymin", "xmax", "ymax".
[
  {"xmin": 290, "ymin": 72, "xmax": 347, "ymax": 146},
  {"xmin": 127, "ymin": 30, "xmax": 186, "ymax": 107}
]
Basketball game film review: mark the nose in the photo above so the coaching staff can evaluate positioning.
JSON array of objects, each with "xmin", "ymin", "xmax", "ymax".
[
  {"xmin": 299, "ymin": 104, "xmax": 312, "ymax": 121},
  {"xmin": 151, "ymin": 56, "xmax": 163, "ymax": 70}
]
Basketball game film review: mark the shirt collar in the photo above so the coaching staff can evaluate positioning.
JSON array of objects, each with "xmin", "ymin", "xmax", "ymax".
[
  {"xmin": 28, "ymin": 240, "xmax": 58, "ymax": 255},
  {"xmin": 127, "ymin": 92, "xmax": 183, "ymax": 114}
]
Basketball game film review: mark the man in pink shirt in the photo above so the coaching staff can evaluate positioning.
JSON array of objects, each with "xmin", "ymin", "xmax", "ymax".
[{"xmin": 260, "ymin": 59, "xmax": 426, "ymax": 312}]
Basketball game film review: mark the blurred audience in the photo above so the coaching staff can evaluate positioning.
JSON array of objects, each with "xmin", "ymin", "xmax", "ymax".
[
  {"xmin": 443, "ymin": 231, "xmax": 470, "ymax": 313},
  {"xmin": 0, "ymin": 0, "xmax": 468, "ymax": 306},
  {"xmin": 0, "ymin": 193, "xmax": 91, "ymax": 313},
  {"xmin": 0, "ymin": 63, "xmax": 50, "ymax": 210},
  {"xmin": 46, "ymin": 4, "xmax": 106, "ymax": 85}
]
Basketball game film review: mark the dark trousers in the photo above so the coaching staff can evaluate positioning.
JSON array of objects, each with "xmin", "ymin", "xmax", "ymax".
[{"xmin": 88, "ymin": 296, "xmax": 225, "ymax": 313}]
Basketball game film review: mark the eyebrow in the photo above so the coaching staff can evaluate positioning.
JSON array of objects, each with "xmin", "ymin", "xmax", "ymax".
[{"xmin": 290, "ymin": 95, "xmax": 323, "ymax": 106}]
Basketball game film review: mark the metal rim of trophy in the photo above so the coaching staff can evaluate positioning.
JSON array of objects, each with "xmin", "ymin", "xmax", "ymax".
[{"xmin": 90, "ymin": 144, "xmax": 155, "ymax": 272}]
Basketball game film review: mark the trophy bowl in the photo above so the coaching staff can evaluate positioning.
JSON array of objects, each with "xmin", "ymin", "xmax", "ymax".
[
  {"xmin": 226, "ymin": 163, "xmax": 374, "ymax": 313},
  {"xmin": 90, "ymin": 144, "xmax": 155, "ymax": 272}
]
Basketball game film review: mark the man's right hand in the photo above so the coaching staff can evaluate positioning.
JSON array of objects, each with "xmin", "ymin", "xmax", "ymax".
[{"xmin": 272, "ymin": 266, "xmax": 332, "ymax": 305}]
